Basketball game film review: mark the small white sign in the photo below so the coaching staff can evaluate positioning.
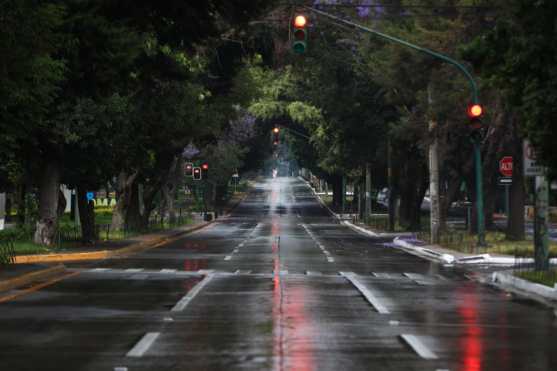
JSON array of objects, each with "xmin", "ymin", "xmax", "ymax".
[{"xmin": 523, "ymin": 140, "xmax": 545, "ymax": 177}]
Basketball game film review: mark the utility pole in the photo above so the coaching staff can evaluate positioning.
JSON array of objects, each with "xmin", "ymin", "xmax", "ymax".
[{"xmin": 303, "ymin": 5, "xmax": 485, "ymax": 246}]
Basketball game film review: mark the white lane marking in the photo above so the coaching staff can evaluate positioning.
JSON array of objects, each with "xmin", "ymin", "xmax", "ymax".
[
  {"xmin": 340, "ymin": 272, "xmax": 390, "ymax": 314},
  {"xmin": 301, "ymin": 223, "xmax": 334, "ymax": 263},
  {"xmin": 305, "ymin": 271, "xmax": 322, "ymax": 276},
  {"xmin": 125, "ymin": 268, "xmax": 144, "ymax": 273},
  {"xmin": 389, "ymin": 320, "xmax": 400, "ymax": 326},
  {"xmin": 224, "ymin": 255, "xmax": 232, "ymax": 261},
  {"xmin": 233, "ymin": 249, "xmax": 239, "ymax": 253},
  {"xmin": 160, "ymin": 269, "xmax": 177, "ymax": 273},
  {"xmin": 171, "ymin": 274, "xmax": 214, "ymax": 312},
  {"xmin": 126, "ymin": 332, "xmax": 160, "ymax": 357},
  {"xmin": 92, "ymin": 268, "xmax": 110, "ymax": 272},
  {"xmin": 400, "ymin": 334, "xmax": 438, "ymax": 360},
  {"xmin": 238, "ymin": 243, "xmax": 245, "ymax": 247},
  {"xmin": 114, "ymin": 367, "xmax": 128, "ymax": 371},
  {"xmin": 163, "ymin": 317, "xmax": 174, "ymax": 322},
  {"xmin": 404, "ymin": 273, "xmax": 426, "ymax": 280}
]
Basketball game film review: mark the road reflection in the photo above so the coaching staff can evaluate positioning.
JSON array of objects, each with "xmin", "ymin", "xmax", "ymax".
[
  {"xmin": 183, "ymin": 258, "xmax": 208, "ymax": 271},
  {"xmin": 457, "ymin": 284, "xmax": 483, "ymax": 371}
]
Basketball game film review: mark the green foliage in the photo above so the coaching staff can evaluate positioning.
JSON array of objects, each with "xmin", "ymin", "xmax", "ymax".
[{"xmin": 463, "ymin": 0, "xmax": 557, "ymax": 177}]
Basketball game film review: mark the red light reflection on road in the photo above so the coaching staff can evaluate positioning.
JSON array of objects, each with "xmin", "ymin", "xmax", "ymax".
[
  {"xmin": 457, "ymin": 285, "xmax": 483, "ymax": 371},
  {"xmin": 271, "ymin": 209, "xmax": 315, "ymax": 371},
  {"xmin": 182, "ymin": 241, "xmax": 208, "ymax": 251},
  {"xmin": 283, "ymin": 286, "xmax": 316, "ymax": 371},
  {"xmin": 183, "ymin": 259, "xmax": 208, "ymax": 271}
]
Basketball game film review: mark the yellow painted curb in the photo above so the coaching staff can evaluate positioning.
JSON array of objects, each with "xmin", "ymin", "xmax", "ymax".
[
  {"xmin": 14, "ymin": 251, "xmax": 110, "ymax": 264},
  {"xmin": 0, "ymin": 264, "xmax": 66, "ymax": 292}
]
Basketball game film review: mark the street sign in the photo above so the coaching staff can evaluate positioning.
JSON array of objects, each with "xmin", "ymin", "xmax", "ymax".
[
  {"xmin": 523, "ymin": 140, "xmax": 544, "ymax": 177},
  {"xmin": 499, "ymin": 156, "xmax": 513, "ymax": 177},
  {"xmin": 86, "ymin": 192, "xmax": 95, "ymax": 201},
  {"xmin": 498, "ymin": 177, "xmax": 512, "ymax": 185}
]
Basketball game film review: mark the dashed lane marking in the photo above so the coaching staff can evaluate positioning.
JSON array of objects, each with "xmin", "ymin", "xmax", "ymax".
[
  {"xmin": 400, "ymin": 334, "xmax": 438, "ymax": 360},
  {"xmin": 224, "ymin": 255, "xmax": 232, "ymax": 261},
  {"xmin": 301, "ymin": 223, "xmax": 335, "ymax": 263},
  {"xmin": 171, "ymin": 274, "xmax": 214, "ymax": 312},
  {"xmin": 126, "ymin": 332, "xmax": 160, "ymax": 357},
  {"xmin": 160, "ymin": 269, "xmax": 177, "ymax": 273},
  {"xmin": 340, "ymin": 272, "xmax": 390, "ymax": 314}
]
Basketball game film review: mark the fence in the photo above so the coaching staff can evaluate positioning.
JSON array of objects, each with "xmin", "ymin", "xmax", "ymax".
[
  {"xmin": 0, "ymin": 238, "xmax": 16, "ymax": 266},
  {"xmin": 55, "ymin": 209, "xmax": 192, "ymax": 246}
]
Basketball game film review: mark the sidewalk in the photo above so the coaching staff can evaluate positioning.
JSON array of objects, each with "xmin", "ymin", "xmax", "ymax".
[{"xmin": 0, "ymin": 190, "xmax": 248, "ymax": 292}]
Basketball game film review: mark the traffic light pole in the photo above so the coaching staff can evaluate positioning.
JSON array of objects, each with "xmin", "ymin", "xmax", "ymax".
[{"xmin": 304, "ymin": 5, "xmax": 486, "ymax": 246}]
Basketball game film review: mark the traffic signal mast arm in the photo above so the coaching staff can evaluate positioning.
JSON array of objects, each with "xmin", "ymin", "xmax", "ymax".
[{"xmin": 303, "ymin": 6, "xmax": 480, "ymax": 104}]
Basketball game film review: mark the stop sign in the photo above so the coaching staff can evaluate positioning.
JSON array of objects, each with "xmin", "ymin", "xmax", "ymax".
[{"xmin": 499, "ymin": 156, "xmax": 513, "ymax": 177}]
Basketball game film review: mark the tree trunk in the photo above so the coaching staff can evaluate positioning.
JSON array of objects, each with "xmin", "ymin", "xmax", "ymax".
[
  {"xmin": 15, "ymin": 183, "xmax": 26, "ymax": 227},
  {"xmin": 77, "ymin": 188, "xmax": 96, "ymax": 243},
  {"xmin": 57, "ymin": 189, "xmax": 67, "ymax": 217},
  {"xmin": 399, "ymin": 154, "xmax": 426, "ymax": 230},
  {"xmin": 162, "ymin": 184, "xmax": 176, "ymax": 224},
  {"xmin": 331, "ymin": 175, "xmax": 342, "ymax": 212},
  {"xmin": 365, "ymin": 163, "xmax": 372, "ymax": 218},
  {"xmin": 111, "ymin": 172, "xmax": 138, "ymax": 231},
  {"xmin": 429, "ymin": 128, "xmax": 440, "ymax": 243},
  {"xmin": 440, "ymin": 177, "xmax": 461, "ymax": 232},
  {"xmin": 34, "ymin": 159, "xmax": 61, "ymax": 246},
  {"xmin": 125, "ymin": 182, "xmax": 144, "ymax": 231}
]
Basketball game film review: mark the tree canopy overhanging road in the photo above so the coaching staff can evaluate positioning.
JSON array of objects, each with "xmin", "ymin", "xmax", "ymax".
[{"xmin": 1, "ymin": 1, "xmax": 557, "ymax": 370}]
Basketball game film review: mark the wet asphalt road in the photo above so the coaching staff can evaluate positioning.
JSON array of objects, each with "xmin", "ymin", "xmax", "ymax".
[{"xmin": 1, "ymin": 177, "xmax": 556, "ymax": 371}]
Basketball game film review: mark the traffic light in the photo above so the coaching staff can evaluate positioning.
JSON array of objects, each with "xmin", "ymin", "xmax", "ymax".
[
  {"xmin": 467, "ymin": 103, "xmax": 484, "ymax": 129},
  {"xmin": 292, "ymin": 14, "xmax": 308, "ymax": 54},
  {"xmin": 272, "ymin": 127, "xmax": 280, "ymax": 146},
  {"xmin": 201, "ymin": 163, "xmax": 209, "ymax": 178},
  {"xmin": 193, "ymin": 167, "xmax": 202, "ymax": 180},
  {"xmin": 185, "ymin": 162, "xmax": 193, "ymax": 177}
]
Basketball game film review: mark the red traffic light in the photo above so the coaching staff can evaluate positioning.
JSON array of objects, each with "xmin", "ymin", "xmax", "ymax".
[
  {"xmin": 201, "ymin": 163, "xmax": 209, "ymax": 170},
  {"xmin": 467, "ymin": 104, "xmax": 483, "ymax": 118},
  {"xmin": 294, "ymin": 15, "xmax": 307, "ymax": 28}
]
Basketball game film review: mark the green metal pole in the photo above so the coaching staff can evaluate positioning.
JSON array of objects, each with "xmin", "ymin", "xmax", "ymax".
[
  {"xmin": 474, "ymin": 140, "xmax": 486, "ymax": 247},
  {"xmin": 304, "ymin": 5, "xmax": 485, "ymax": 244}
]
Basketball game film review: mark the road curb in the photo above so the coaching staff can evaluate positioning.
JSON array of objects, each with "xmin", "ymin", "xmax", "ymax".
[
  {"xmin": 13, "ymin": 221, "xmax": 214, "ymax": 264},
  {"xmin": 491, "ymin": 271, "xmax": 557, "ymax": 310},
  {"xmin": 0, "ymin": 264, "xmax": 66, "ymax": 292},
  {"xmin": 298, "ymin": 176, "xmax": 340, "ymax": 221},
  {"xmin": 393, "ymin": 237, "xmax": 456, "ymax": 264}
]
